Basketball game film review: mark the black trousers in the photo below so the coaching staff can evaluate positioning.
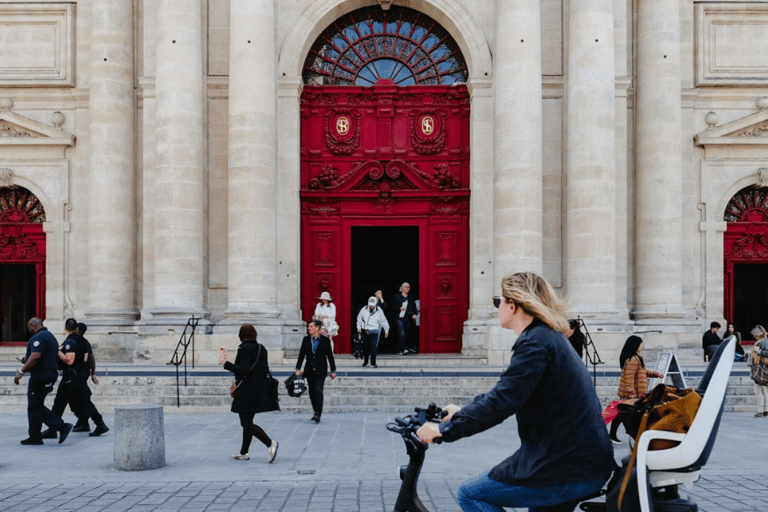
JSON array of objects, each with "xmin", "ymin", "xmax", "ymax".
[
  {"xmin": 238, "ymin": 412, "xmax": 272, "ymax": 455},
  {"xmin": 306, "ymin": 375, "xmax": 325, "ymax": 417},
  {"xmin": 74, "ymin": 373, "xmax": 103, "ymax": 424},
  {"xmin": 397, "ymin": 318, "xmax": 413, "ymax": 352},
  {"xmin": 27, "ymin": 374, "xmax": 64, "ymax": 439},
  {"xmin": 51, "ymin": 378, "xmax": 80, "ymax": 419}
]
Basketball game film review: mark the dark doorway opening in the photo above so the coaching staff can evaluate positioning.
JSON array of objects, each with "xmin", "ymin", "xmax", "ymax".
[
  {"xmin": 733, "ymin": 263, "xmax": 768, "ymax": 340},
  {"xmin": 0, "ymin": 264, "xmax": 35, "ymax": 342},
  {"xmin": 351, "ymin": 226, "xmax": 419, "ymax": 353}
]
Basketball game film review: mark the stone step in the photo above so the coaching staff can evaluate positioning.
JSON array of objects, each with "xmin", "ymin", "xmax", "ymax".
[{"xmin": 0, "ymin": 362, "xmax": 760, "ymax": 413}]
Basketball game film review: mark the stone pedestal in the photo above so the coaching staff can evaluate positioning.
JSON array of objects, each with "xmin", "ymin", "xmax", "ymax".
[{"xmin": 113, "ymin": 404, "xmax": 165, "ymax": 471}]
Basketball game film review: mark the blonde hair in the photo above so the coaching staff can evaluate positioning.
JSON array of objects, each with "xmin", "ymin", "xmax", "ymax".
[
  {"xmin": 751, "ymin": 325, "xmax": 767, "ymax": 339},
  {"xmin": 500, "ymin": 272, "xmax": 569, "ymax": 333}
]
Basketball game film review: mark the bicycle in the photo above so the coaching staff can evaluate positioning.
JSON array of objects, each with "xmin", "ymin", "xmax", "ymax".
[{"xmin": 386, "ymin": 404, "xmax": 699, "ymax": 512}]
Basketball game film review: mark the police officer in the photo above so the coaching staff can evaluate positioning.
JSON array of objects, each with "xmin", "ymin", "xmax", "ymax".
[
  {"xmin": 13, "ymin": 317, "xmax": 72, "ymax": 445},
  {"xmin": 42, "ymin": 318, "xmax": 84, "ymax": 438},
  {"xmin": 72, "ymin": 322, "xmax": 109, "ymax": 436}
]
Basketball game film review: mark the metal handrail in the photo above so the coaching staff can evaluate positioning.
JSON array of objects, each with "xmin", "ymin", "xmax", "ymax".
[
  {"xmin": 167, "ymin": 316, "xmax": 200, "ymax": 407},
  {"xmin": 578, "ymin": 316, "xmax": 605, "ymax": 388}
]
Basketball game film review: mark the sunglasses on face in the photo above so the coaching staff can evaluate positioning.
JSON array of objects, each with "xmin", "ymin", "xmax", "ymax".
[{"xmin": 493, "ymin": 296, "xmax": 501, "ymax": 309}]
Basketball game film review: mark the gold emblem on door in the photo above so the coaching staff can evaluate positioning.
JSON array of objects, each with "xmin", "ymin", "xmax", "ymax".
[
  {"xmin": 422, "ymin": 116, "xmax": 434, "ymax": 135},
  {"xmin": 336, "ymin": 116, "xmax": 350, "ymax": 135}
]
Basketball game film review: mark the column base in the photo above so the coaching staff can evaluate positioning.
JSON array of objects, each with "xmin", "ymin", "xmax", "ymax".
[
  {"xmin": 138, "ymin": 308, "xmax": 211, "ymax": 334},
  {"xmin": 83, "ymin": 309, "xmax": 139, "ymax": 333}
]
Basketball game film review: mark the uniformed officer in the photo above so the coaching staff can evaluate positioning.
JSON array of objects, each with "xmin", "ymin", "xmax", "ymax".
[
  {"xmin": 42, "ymin": 318, "xmax": 84, "ymax": 438},
  {"xmin": 13, "ymin": 317, "xmax": 72, "ymax": 445},
  {"xmin": 72, "ymin": 322, "xmax": 109, "ymax": 436}
]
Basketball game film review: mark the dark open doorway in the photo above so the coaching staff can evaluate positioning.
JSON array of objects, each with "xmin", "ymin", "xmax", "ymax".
[
  {"xmin": 351, "ymin": 226, "xmax": 419, "ymax": 353},
  {"xmin": 0, "ymin": 264, "xmax": 35, "ymax": 342},
  {"xmin": 733, "ymin": 263, "xmax": 768, "ymax": 340}
]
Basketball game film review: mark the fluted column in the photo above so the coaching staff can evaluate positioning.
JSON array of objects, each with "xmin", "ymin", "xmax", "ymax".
[
  {"xmin": 152, "ymin": 0, "xmax": 205, "ymax": 319},
  {"xmin": 633, "ymin": 0, "xmax": 683, "ymax": 321},
  {"xmin": 493, "ymin": 0, "xmax": 543, "ymax": 283},
  {"xmin": 225, "ymin": 0, "xmax": 278, "ymax": 319},
  {"xmin": 566, "ymin": 0, "xmax": 617, "ymax": 316},
  {"xmin": 87, "ymin": 0, "xmax": 136, "ymax": 325}
]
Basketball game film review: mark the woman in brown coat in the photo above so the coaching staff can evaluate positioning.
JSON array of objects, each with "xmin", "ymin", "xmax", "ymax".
[
  {"xmin": 608, "ymin": 335, "xmax": 663, "ymax": 444},
  {"xmin": 219, "ymin": 324, "xmax": 279, "ymax": 462}
]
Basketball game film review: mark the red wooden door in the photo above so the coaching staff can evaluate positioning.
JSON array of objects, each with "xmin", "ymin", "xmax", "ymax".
[{"xmin": 300, "ymin": 81, "xmax": 470, "ymax": 354}]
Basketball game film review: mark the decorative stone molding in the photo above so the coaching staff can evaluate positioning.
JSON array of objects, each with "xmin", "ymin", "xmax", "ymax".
[
  {"xmin": 0, "ymin": 168, "xmax": 13, "ymax": 188},
  {"xmin": 0, "ymin": 122, "xmax": 33, "ymax": 137},
  {"xmin": 759, "ymin": 168, "xmax": 768, "ymax": 188},
  {"xmin": 736, "ymin": 123, "xmax": 768, "ymax": 137},
  {"xmin": 696, "ymin": 2, "xmax": 768, "ymax": 86},
  {"xmin": 0, "ymin": 109, "xmax": 74, "ymax": 147},
  {"xmin": 0, "ymin": 3, "xmax": 75, "ymax": 87}
]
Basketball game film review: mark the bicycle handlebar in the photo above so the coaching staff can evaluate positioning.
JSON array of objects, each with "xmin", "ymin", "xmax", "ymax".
[{"xmin": 387, "ymin": 403, "xmax": 445, "ymax": 445}]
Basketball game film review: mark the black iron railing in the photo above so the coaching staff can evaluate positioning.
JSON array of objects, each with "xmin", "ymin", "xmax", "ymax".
[{"xmin": 167, "ymin": 316, "xmax": 200, "ymax": 407}]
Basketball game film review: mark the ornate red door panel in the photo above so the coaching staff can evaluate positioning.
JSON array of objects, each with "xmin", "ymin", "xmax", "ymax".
[{"xmin": 300, "ymin": 82, "xmax": 470, "ymax": 354}]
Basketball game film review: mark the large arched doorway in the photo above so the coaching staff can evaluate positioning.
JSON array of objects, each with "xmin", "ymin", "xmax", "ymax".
[
  {"xmin": 300, "ymin": 5, "xmax": 470, "ymax": 354},
  {"xmin": 723, "ymin": 186, "xmax": 768, "ymax": 339},
  {"xmin": 0, "ymin": 187, "xmax": 46, "ymax": 345}
]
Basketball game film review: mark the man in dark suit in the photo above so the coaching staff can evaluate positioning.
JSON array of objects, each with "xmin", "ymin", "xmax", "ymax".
[{"xmin": 295, "ymin": 319, "xmax": 336, "ymax": 423}]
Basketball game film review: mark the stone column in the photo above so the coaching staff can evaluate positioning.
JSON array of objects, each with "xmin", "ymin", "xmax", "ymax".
[
  {"xmin": 87, "ymin": 0, "xmax": 136, "ymax": 325},
  {"xmin": 225, "ymin": 0, "xmax": 278, "ymax": 319},
  {"xmin": 152, "ymin": 0, "xmax": 205, "ymax": 320},
  {"xmin": 634, "ymin": 0, "xmax": 684, "ymax": 321},
  {"xmin": 566, "ymin": 0, "xmax": 617, "ymax": 316},
  {"xmin": 493, "ymin": 0, "xmax": 543, "ymax": 282}
]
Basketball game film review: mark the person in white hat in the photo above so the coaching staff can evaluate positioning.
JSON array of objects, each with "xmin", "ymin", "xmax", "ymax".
[
  {"xmin": 314, "ymin": 291, "xmax": 338, "ymax": 350},
  {"xmin": 356, "ymin": 297, "xmax": 390, "ymax": 368}
]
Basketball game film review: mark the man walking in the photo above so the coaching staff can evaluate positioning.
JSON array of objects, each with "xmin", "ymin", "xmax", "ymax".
[
  {"xmin": 356, "ymin": 296, "xmax": 389, "ymax": 368},
  {"xmin": 392, "ymin": 282, "xmax": 418, "ymax": 354},
  {"xmin": 13, "ymin": 317, "xmax": 72, "ymax": 445},
  {"xmin": 295, "ymin": 319, "xmax": 336, "ymax": 423},
  {"xmin": 42, "ymin": 318, "xmax": 81, "ymax": 438},
  {"xmin": 73, "ymin": 322, "xmax": 109, "ymax": 436}
]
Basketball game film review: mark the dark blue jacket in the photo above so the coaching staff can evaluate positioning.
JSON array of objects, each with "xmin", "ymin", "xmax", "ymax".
[
  {"xmin": 439, "ymin": 319, "xmax": 617, "ymax": 487},
  {"xmin": 25, "ymin": 327, "xmax": 59, "ymax": 378}
]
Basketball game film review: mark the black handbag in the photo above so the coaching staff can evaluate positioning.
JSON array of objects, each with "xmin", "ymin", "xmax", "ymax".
[
  {"xmin": 284, "ymin": 373, "xmax": 307, "ymax": 397},
  {"xmin": 352, "ymin": 332, "xmax": 364, "ymax": 359},
  {"xmin": 267, "ymin": 371, "xmax": 281, "ymax": 411}
]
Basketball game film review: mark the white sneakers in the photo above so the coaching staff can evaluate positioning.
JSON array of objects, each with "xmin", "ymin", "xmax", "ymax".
[
  {"xmin": 268, "ymin": 441, "xmax": 279, "ymax": 463},
  {"xmin": 233, "ymin": 453, "xmax": 250, "ymax": 460}
]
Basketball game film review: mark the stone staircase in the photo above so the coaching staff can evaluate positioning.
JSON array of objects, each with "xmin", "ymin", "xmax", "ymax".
[{"xmin": 0, "ymin": 355, "xmax": 758, "ymax": 415}]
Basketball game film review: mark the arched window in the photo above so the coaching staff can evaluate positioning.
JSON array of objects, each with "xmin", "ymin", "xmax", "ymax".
[
  {"xmin": 0, "ymin": 187, "xmax": 46, "ymax": 223},
  {"xmin": 302, "ymin": 6, "xmax": 468, "ymax": 86},
  {"xmin": 724, "ymin": 186, "xmax": 768, "ymax": 223}
]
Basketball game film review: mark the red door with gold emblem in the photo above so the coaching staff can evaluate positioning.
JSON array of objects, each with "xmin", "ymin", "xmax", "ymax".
[{"xmin": 300, "ymin": 81, "xmax": 470, "ymax": 353}]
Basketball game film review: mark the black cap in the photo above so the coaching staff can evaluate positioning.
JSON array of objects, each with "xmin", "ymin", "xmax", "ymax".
[{"xmin": 76, "ymin": 322, "xmax": 87, "ymax": 334}]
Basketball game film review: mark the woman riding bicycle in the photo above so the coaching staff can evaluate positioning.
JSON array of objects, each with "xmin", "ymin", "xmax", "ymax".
[{"xmin": 417, "ymin": 271, "xmax": 617, "ymax": 512}]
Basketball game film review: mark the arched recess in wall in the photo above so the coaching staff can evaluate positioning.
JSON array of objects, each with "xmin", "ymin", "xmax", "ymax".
[
  {"xmin": 298, "ymin": 4, "xmax": 472, "ymax": 355},
  {"xmin": 0, "ymin": 185, "xmax": 46, "ymax": 345},
  {"xmin": 723, "ymin": 186, "xmax": 768, "ymax": 339}
]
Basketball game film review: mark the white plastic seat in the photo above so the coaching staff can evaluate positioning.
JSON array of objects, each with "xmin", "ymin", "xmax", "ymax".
[{"xmin": 634, "ymin": 336, "xmax": 735, "ymax": 512}]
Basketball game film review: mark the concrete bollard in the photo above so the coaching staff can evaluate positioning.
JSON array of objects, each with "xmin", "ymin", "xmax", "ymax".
[{"xmin": 113, "ymin": 404, "xmax": 166, "ymax": 471}]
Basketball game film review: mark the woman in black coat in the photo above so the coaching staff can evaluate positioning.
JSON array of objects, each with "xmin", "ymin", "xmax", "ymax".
[{"xmin": 219, "ymin": 323, "xmax": 279, "ymax": 462}]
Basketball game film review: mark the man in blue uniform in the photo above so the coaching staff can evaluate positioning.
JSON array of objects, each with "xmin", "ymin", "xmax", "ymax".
[
  {"xmin": 42, "ymin": 318, "xmax": 81, "ymax": 438},
  {"xmin": 13, "ymin": 317, "xmax": 72, "ymax": 445},
  {"xmin": 72, "ymin": 322, "xmax": 109, "ymax": 436}
]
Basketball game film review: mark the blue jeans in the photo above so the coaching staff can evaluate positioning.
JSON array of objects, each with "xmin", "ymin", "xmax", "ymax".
[
  {"xmin": 456, "ymin": 470, "xmax": 606, "ymax": 512},
  {"xmin": 362, "ymin": 329, "xmax": 380, "ymax": 365},
  {"xmin": 397, "ymin": 318, "xmax": 412, "ymax": 352}
]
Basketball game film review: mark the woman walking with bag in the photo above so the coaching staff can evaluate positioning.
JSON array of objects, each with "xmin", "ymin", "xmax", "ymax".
[
  {"xmin": 219, "ymin": 323, "xmax": 279, "ymax": 462},
  {"xmin": 608, "ymin": 335, "xmax": 663, "ymax": 444},
  {"xmin": 749, "ymin": 325, "xmax": 768, "ymax": 418}
]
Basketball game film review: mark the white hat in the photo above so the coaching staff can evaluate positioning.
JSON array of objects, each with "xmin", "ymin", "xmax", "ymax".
[
  {"xmin": 319, "ymin": 291, "xmax": 332, "ymax": 301},
  {"xmin": 368, "ymin": 296, "xmax": 378, "ymax": 306}
]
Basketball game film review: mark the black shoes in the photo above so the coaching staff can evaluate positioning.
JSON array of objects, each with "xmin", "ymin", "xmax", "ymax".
[
  {"xmin": 72, "ymin": 422, "xmax": 91, "ymax": 433},
  {"xmin": 371, "ymin": 364, "xmax": 378, "ymax": 368},
  {"xmin": 362, "ymin": 362, "xmax": 368, "ymax": 367},
  {"xmin": 311, "ymin": 414, "xmax": 320, "ymax": 423},
  {"xmin": 41, "ymin": 428, "xmax": 57, "ymax": 439},
  {"xmin": 89, "ymin": 422, "xmax": 109, "ymax": 437},
  {"xmin": 59, "ymin": 423, "xmax": 72, "ymax": 444},
  {"xmin": 20, "ymin": 437, "xmax": 43, "ymax": 445}
]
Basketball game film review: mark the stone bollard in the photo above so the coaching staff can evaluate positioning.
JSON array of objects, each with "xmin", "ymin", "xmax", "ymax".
[{"xmin": 113, "ymin": 404, "xmax": 166, "ymax": 471}]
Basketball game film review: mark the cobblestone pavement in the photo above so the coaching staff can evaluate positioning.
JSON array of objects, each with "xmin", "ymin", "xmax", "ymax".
[{"xmin": 0, "ymin": 411, "xmax": 765, "ymax": 511}]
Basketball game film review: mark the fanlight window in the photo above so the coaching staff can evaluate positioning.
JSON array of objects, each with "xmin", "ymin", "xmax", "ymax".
[
  {"xmin": 0, "ymin": 187, "xmax": 45, "ymax": 223},
  {"xmin": 303, "ymin": 6, "xmax": 468, "ymax": 86},
  {"xmin": 724, "ymin": 186, "xmax": 768, "ymax": 223}
]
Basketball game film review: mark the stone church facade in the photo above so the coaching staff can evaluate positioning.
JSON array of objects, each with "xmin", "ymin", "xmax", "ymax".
[{"xmin": 0, "ymin": 0, "xmax": 767, "ymax": 363}]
